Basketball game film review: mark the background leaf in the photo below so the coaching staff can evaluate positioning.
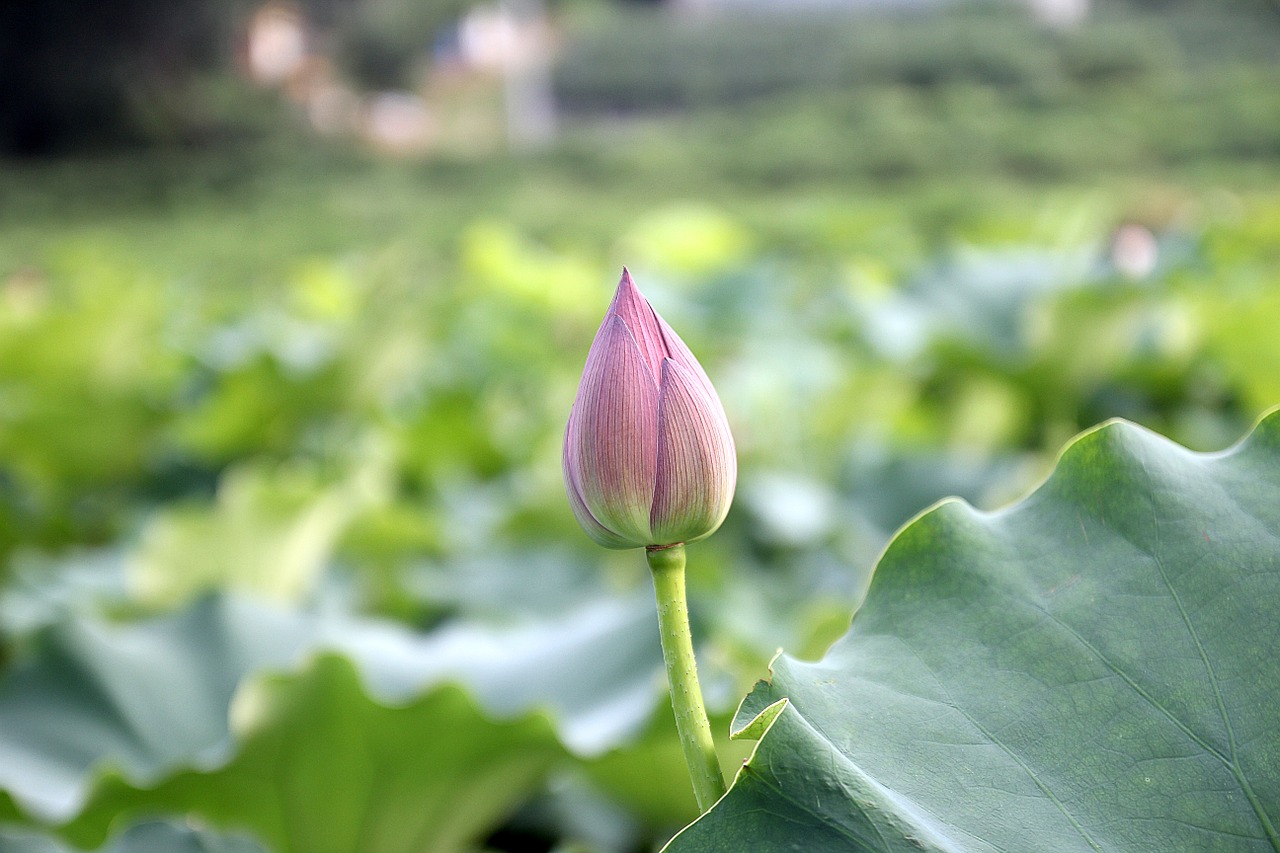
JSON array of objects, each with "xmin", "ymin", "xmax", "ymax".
[
  {"xmin": 668, "ymin": 409, "xmax": 1280, "ymax": 852},
  {"xmin": 0, "ymin": 592, "xmax": 670, "ymax": 850},
  {"xmin": 64, "ymin": 656, "xmax": 564, "ymax": 853},
  {"xmin": 0, "ymin": 821, "xmax": 267, "ymax": 853}
]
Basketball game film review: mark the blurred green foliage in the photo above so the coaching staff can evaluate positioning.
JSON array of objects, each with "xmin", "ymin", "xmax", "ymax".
[
  {"xmin": 556, "ymin": 3, "xmax": 1280, "ymax": 181},
  {"xmin": 1, "ymin": 2, "xmax": 1279, "ymax": 850}
]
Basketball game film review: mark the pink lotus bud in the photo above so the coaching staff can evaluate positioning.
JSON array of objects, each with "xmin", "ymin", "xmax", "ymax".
[{"xmin": 564, "ymin": 269, "xmax": 736, "ymax": 549}]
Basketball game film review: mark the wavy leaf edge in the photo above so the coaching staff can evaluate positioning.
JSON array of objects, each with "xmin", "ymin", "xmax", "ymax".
[{"xmin": 664, "ymin": 405, "xmax": 1280, "ymax": 851}]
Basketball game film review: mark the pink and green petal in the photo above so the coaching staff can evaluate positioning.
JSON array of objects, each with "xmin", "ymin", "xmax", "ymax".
[
  {"xmin": 649, "ymin": 358, "xmax": 737, "ymax": 545},
  {"xmin": 605, "ymin": 268, "xmax": 669, "ymax": 382},
  {"xmin": 570, "ymin": 314, "xmax": 659, "ymax": 546},
  {"xmin": 654, "ymin": 312, "xmax": 718, "ymax": 401},
  {"xmin": 563, "ymin": 436, "xmax": 637, "ymax": 549}
]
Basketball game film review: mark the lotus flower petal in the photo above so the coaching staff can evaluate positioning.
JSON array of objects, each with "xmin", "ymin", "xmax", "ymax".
[
  {"xmin": 650, "ymin": 359, "xmax": 736, "ymax": 544},
  {"xmin": 654, "ymin": 312, "xmax": 718, "ymax": 399},
  {"xmin": 563, "ymin": 437, "xmax": 636, "ymax": 549},
  {"xmin": 567, "ymin": 313, "xmax": 659, "ymax": 546}
]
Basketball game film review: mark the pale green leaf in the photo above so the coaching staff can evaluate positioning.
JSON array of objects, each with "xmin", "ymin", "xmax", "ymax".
[
  {"xmin": 63, "ymin": 656, "xmax": 563, "ymax": 853},
  {"xmin": 0, "ymin": 592, "xmax": 666, "ymax": 849},
  {"xmin": 0, "ymin": 820, "xmax": 266, "ymax": 853}
]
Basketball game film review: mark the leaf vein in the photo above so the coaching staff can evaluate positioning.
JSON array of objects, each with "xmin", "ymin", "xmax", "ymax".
[
  {"xmin": 1125, "ymin": 444, "xmax": 1280, "ymax": 851},
  {"xmin": 1028, "ymin": 602, "xmax": 1231, "ymax": 767},
  {"xmin": 1142, "ymin": 492, "xmax": 1280, "ymax": 851}
]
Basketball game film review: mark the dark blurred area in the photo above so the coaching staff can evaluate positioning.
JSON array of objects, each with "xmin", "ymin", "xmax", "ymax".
[
  {"xmin": 0, "ymin": 0, "xmax": 241, "ymax": 155},
  {"xmin": 0, "ymin": 0, "xmax": 475, "ymax": 155},
  {"xmin": 3, "ymin": 0, "xmax": 1277, "ymax": 157}
]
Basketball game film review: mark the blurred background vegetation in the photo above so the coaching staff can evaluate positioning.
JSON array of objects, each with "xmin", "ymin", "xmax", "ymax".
[{"xmin": 1, "ymin": 0, "xmax": 1279, "ymax": 850}]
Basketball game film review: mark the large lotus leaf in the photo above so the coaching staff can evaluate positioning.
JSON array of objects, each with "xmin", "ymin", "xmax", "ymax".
[
  {"xmin": 668, "ymin": 410, "xmax": 1280, "ymax": 852},
  {"xmin": 0, "ymin": 820, "xmax": 266, "ymax": 853},
  {"xmin": 0, "ymin": 550, "xmax": 130, "ymax": 639},
  {"xmin": 0, "ymin": 597, "xmax": 314, "ymax": 821},
  {"xmin": 61, "ymin": 655, "xmax": 563, "ymax": 853},
  {"xmin": 0, "ymin": 592, "xmax": 664, "ymax": 829}
]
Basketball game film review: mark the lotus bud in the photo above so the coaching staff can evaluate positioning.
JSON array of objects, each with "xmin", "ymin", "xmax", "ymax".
[{"xmin": 564, "ymin": 269, "xmax": 736, "ymax": 549}]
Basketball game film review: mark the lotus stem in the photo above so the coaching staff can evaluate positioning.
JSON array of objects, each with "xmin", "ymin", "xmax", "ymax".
[{"xmin": 646, "ymin": 542, "xmax": 726, "ymax": 812}]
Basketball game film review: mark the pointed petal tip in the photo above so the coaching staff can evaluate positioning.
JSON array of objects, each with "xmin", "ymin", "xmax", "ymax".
[
  {"xmin": 615, "ymin": 266, "xmax": 641, "ymax": 299},
  {"xmin": 608, "ymin": 268, "xmax": 657, "ymax": 333}
]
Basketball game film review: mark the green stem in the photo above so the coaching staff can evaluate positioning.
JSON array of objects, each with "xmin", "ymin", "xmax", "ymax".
[{"xmin": 646, "ymin": 543, "xmax": 726, "ymax": 812}]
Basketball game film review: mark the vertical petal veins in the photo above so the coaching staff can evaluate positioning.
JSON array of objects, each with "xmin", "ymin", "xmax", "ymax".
[
  {"xmin": 571, "ymin": 314, "xmax": 659, "ymax": 545},
  {"xmin": 563, "ymin": 435, "xmax": 636, "ymax": 549},
  {"xmin": 655, "ymin": 312, "xmax": 718, "ymax": 399},
  {"xmin": 650, "ymin": 358, "xmax": 737, "ymax": 545},
  {"xmin": 566, "ymin": 269, "xmax": 736, "ymax": 550}
]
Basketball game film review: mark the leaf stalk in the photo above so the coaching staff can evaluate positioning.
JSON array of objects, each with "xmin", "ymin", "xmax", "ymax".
[{"xmin": 646, "ymin": 542, "xmax": 726, "ymax": 812}]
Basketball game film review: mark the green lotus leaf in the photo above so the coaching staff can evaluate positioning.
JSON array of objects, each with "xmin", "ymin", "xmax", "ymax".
[
  {"xmin": 62, "ymin": 655, "xmax": 563, "ymax": 853},
  {"xmin": 668, "ymin": 409, "xmax": 1280, "ymax": 852},
  {"xmin": 0, "ymin": 597, "xmax": 314, "ymax": 822},
  {"xmin": 0, "ymin": 820, "xmax": 266, "ymax": 853},
  {"xmin": 0, "ymin": 591, "xmax": 665, "ymax": 848}
]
